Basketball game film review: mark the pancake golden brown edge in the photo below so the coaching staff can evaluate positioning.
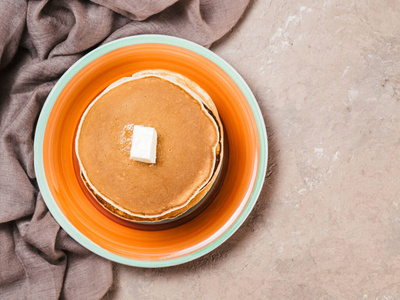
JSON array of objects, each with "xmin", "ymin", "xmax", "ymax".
[{"xmin": 75, "ymin": 70, "xmax": 224, "ymax": 222}]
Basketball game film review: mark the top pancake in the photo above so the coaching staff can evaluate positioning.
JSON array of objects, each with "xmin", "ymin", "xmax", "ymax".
[{"xmin": 76, "ymin": 71, "xmax": 220, "ymax": 217}]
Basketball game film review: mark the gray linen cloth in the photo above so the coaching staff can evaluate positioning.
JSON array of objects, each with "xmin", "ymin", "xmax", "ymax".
[{"xmin": 0, "ymin": 0, "xmax": 249, "ymax": 299}]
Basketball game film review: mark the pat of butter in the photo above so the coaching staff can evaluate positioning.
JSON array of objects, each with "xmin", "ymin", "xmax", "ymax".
[{"xmin": 130, "ymin": 125, "xmax": 157, "ymax": 164}]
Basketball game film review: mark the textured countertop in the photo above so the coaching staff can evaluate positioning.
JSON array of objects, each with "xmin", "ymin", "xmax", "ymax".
[{"xmin": 105, "ymin": 1, "xmax": 400, "ymax": 298}]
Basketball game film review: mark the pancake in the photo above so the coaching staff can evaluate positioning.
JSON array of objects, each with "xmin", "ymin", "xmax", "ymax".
[{"xmin": 75, "ymin": 70, "xmax": 224, "ymax": 222}]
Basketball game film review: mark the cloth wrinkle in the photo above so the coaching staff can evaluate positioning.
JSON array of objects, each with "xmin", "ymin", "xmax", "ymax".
[{"xmin": 14, "ymin": 239, "xmax": 29, "ymax": 298}]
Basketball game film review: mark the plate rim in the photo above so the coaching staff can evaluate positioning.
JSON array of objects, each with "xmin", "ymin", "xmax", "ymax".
[{"xmin": 34, "ymin": 34, "xmax": 268, "ymax": 268}]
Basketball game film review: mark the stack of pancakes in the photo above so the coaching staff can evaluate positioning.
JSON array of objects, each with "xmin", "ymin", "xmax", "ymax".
[{"xmin": 75, "ymin": 70, "xmax": 223, "ymax": 222}]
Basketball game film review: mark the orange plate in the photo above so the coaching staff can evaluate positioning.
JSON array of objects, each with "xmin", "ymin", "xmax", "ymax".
[{"xmin": 37, "ymin": 36, "xmax": 265, "ymax": 266}]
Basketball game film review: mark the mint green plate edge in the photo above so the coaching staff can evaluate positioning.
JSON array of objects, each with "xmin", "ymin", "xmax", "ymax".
[{"xmin": 34, "ymin": 34, "xmax": 268, "ymax": 268}]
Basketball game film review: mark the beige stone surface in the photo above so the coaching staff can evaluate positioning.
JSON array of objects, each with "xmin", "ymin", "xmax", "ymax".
[{"xmin": 104, "ymin": 0, "xmax": 400, "ymax": 299}]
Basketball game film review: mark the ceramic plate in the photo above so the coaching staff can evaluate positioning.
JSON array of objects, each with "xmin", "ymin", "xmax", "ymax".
[{"xmin": 34, "ymin": 35, "xmax": 268, "ymax": 267}]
